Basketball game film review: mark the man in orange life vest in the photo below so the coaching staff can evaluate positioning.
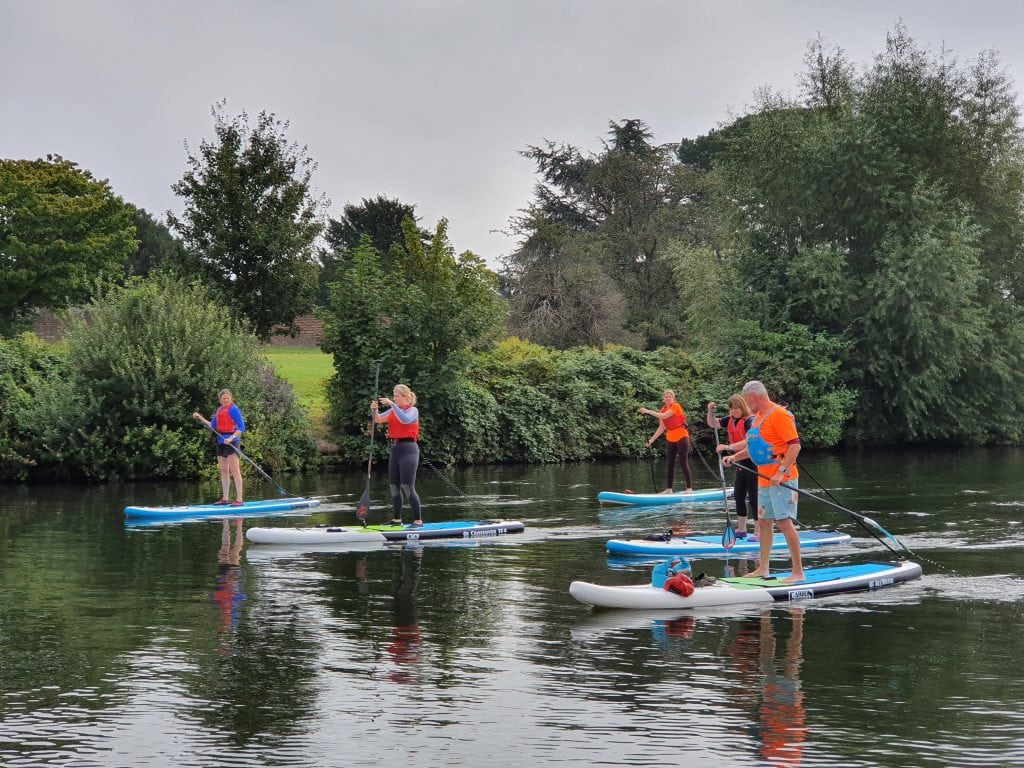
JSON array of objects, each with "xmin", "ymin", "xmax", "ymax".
[{"xmin": 723, "ymin": 380, "xmax": 804, "ymax": 583}]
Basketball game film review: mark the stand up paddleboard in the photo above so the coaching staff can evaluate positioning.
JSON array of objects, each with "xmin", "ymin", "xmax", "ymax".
[
  {"xmin": 597, "ymin": 487, "xmax": 732, "ymax": 507},
  {"xmin": 246, "ymin": 519, "xmax": 525, "ymax": 545},
  {"xmin": 570, "ymin": 560, "xmax": 922, "ymax": 610},
  {"xmin": 124, "ymin": 497, "xmax": 321, "ymax": 519},
  {"xmin": 606, "ymin": 529, "xmax": 852, "ymax": 557}
]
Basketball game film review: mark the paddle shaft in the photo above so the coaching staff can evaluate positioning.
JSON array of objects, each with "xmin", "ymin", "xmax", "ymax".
[
  {"xmin": 711, "ymin": 421, "xmax": 735, "ymax": 549},
  {"xmin": 366, "ymin": 360, "xmax": 383, "ymax": 483},
  {"xmin": 196, "ymin": 419, "xmax": 288, "ymax": 497},
  {"xmin": 732, "ymin": 462, "xmax": 909, "ymax": 555},
  {"xmin": 356, "ymin": 359, "xmax": 383, "ymax": 522}
]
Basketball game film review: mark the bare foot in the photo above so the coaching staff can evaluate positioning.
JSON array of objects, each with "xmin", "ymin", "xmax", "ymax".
[
  {"xmin": 659, "ymin": 488, "xmax": 674, "ymax": 494},
  {"xmin": 781, "ymin": 573, "xmax": 806, "ymax": 584},
  {"xmin": 746, "ymin": 569, "xmax": 770, "ymax": 579},
  {"xmin": 685, "ymin": 488, "xmax": 693, "ymax": 492}
]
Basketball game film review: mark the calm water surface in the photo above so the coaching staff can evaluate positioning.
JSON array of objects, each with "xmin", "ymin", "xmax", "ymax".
[{"xmin": 1, "ymin": 448, "xmax": 1023, "ymax": 767}]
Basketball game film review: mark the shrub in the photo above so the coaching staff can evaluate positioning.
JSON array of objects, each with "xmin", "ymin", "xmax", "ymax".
[{"xmin": 19, "ymin": 274, "xmax": 318, "ymax": 481}]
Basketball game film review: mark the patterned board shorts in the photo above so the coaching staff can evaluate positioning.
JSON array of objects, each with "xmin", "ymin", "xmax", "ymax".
[{"xmin": 760, "ymin": 480, "xmax": 799, "ymax": 520}]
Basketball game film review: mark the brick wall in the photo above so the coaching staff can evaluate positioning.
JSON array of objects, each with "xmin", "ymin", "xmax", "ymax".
[
  {"xmin": 268, "ymin": 314, "xmax": 324, "ymax": 348},
  {"xmin": 31, "ymin": 309, "xmax": 69, "ymax": 342}
]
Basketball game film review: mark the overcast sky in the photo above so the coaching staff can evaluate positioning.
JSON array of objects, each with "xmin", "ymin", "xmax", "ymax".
[{"xmin": 4, "ymin": 1, "xmax": 1024, "ymax": 267}]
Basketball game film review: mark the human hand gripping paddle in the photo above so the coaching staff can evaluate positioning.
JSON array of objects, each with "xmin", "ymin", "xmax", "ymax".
[
  {"xmin": 356, "ymin": 359, "xmax": 383, "ymax": 525},
  {"xmin": 710, "ymin": 413, "xmax": 736, "ymax": 550},
  {"xmin": 193, "ymin": 416, "xmax": 289, "ymax": 497}
]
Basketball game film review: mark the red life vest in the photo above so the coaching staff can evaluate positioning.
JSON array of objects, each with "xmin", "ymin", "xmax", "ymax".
[
  {"xmin": 214, "ymin": 407, "xmax": 239, "ymax": 434},
  {"xmin": 727, "ymin": 416, "xmax": 751, "ymax": 445},
  {"xmin": 387, "ymin": 407, "xmax": 420, "ymax": 440}
]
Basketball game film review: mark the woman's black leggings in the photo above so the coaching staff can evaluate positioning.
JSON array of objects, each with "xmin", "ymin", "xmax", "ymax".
[
  {"xmin": 665, "ymin": 437, "xmax": 692, "ymax": 490},
  {"xmin": 389, "ymin": 441, "xmax": 422, "ymax": 520},
  {"xmin": 734, "ymin": 459, "xmax": 759, "ymax": 519}
]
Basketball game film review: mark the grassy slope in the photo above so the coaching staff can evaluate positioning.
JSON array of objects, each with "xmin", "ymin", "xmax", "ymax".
[{"xmin": 263, "ymin": 347, "xmax": 332, "ymax": 432}]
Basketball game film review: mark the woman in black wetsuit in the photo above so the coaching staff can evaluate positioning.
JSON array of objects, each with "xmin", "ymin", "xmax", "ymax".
[
  {"xmin": 707, "ymin": 394, "xmax": 759, "ymax": 540},
  {"xmin": 372, "ymin": 384, "xmax": 423, "ymax": 526}
]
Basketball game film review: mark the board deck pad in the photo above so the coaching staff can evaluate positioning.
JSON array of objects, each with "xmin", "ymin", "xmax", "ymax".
[{"xmin": 606, "ymin": 529, "xmax": 852, "ymax": 557}]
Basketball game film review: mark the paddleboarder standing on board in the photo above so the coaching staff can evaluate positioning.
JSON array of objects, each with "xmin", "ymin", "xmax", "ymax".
[
  {"xmin": 639, "ymin": 389, "xmax": 693, "ymax": 494},
  {"xmin": 707, "ymin": 394, "xmax": 759, "ymax": 540},
  {"xmin": 723, "ymin": 381, "xmax": 804, "ymax": 584},
  {"xmin": 193, "ymin": 388, "xmax": 245, "ymax": 507},
  {"xmin": 372, "ymin": 384, "xmax": 423, "ymax": 526}
]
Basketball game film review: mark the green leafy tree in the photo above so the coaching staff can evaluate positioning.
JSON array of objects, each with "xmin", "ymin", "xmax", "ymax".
[
  {"xmin": 318, "ymin": 195, "xmax": 428, "ymax": 305},
  {"xmin": 0, "ymin": 156, "xmax": 137, "ymax": 332},
  {"xmin": 168, "ymin": 103, "xmax": 326, "ymax": 339},
  {"xmin": 127, "ymin": 207, "xmax": 185, "ymax": 277},
  {"xmin": 321, "ymin": 218, "xmax": 506, "ymax": 461},
  {"xmin": 693, "ymin": 25, "xmax": 1024, "ymax": 444}
]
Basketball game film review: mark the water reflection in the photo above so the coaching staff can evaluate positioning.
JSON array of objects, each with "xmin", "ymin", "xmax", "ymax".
[
  {"xmin": 729, "ymin": 608, "xmax": 806, "ymax": 767},
  {"xmin": 388, "ymin": 548, "xmax": 423, "ymax": 684},
  {"xmin": 212, "ymin": 518, "xmax": 246, "ymax": 656}
]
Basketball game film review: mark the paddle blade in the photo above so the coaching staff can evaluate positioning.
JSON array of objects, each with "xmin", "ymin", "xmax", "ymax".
[
  {"xmin": 722, "ymin": 523, "xmax": 736, "ymax": 550},
  {"xmin": 355, "ymin": 485, "xmax": 370, "ymax": 524}
]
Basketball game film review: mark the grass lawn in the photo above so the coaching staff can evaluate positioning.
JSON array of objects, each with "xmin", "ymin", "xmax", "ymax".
[{"xmin": 263, "ymin": 347, "xmax": 333, "ymax": 429}]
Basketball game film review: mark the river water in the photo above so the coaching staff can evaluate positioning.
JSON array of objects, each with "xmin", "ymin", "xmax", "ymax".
[{"xmin": 1, "ymin": 447, "xmax": 1023, "ymax": 767}]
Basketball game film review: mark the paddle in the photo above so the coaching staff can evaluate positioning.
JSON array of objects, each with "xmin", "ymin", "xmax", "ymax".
[
  {"xmin": 356, "ymin": 359, "xmax": 383, "ymax": 524},
  {"xmin": 711, "ymin": 420, "xmax": 736, "ymax": 550},
  {"xmin": 732, "ymin": 463, "xmax": 913, "ymax": 556},
  {"xmin": 194, "ymin": 418, "xmax": 289, "ymax": 497}
]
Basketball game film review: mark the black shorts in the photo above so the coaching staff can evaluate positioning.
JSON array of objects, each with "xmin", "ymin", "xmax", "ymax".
[{"xmin": 216, "ymin": 441, "xmax": 239, "ymax": 458}]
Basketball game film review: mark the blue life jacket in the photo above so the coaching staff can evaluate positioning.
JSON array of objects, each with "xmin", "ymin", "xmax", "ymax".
[{"xmin": 747, "ymin": 405, "xmax": 785, "ymax": 466}]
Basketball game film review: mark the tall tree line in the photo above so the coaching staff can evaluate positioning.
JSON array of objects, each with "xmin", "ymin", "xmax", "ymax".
[{"xmin": 502, "ymin": 25, "xmax": 1024, "ymax": 446}]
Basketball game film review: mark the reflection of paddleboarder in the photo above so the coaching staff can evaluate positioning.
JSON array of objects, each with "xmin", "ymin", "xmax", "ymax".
[
  {"xmin": 757, "ymin": 608, "xmax": 806, "ymax": 766},
  {"xmin": 388, "ymin": 548, "xmax": 422, "ymax": 682},
  {"xmin": 213, "ymin": 518, "xmax": 246, "ymax": 655},
  {"xmin": 729, "ymin": 608, "xmax": 806, "ymax": 765}
]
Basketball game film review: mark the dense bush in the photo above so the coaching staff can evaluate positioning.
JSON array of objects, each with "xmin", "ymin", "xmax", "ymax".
[
  {"xmin": 9, "ymin": 274, "xmax": 318, "ymax": 482},
  {"xmin": 0, "ymin": 334, "xmax": 67, "ymax": 480}
]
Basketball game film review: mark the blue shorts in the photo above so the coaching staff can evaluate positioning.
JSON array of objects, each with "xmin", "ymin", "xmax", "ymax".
[{"xmin": 759, "ymin": 480, "xmax": 799, "ymax": 520}]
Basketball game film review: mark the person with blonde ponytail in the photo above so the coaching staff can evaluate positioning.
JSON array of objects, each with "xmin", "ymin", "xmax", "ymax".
[{"xmin": 371, "ymin": 384, "xmax": 423, "ymax": 526}]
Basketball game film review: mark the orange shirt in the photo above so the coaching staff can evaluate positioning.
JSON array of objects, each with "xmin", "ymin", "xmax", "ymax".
[{"xmin": 754, "ymin": 405, "xmax": 799, "ymax": 488}]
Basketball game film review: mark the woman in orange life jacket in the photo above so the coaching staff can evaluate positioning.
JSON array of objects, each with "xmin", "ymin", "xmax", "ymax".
[
  {"xmin": 192, "ymin": 388, "xmax": 245, "ymax": 506},
  {"xmin": 371, "ymin": 384, "xmax": 423, "ymax": 526},
  {"xmin": 639, "ymin": 389, "xmax": 693, "ymax": 493},
  {"xmin": 707, "ymin": 394, "xmax": 759, "ymax": 540}
]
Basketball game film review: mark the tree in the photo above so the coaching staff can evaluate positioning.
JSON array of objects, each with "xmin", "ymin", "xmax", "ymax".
[
  {"xmin": 127, "ymin": 207, "xmax": 185, "ymax": 277},
  {"xmin": 698, "ymin": 25, "xmax": 1024, "ymax": 444},
  {"xmin": 321, "ymin": 218, "xmax": 506, "ymax": 461},
  {"xmin": 168, "ymin": 103, "xmax": 326, "ymax": 339},
  {"xmin": 506, "ymin": 216, "xmax": 635, "ymax": 348},
  {"xmin": 325, "ymin": 195, "xmax": 427, "ymax": 258},
  {"xmin": 319, "ymin": 195, "xmax": 428, "ymax": 304},
  {"xmin": 505, "ymin": 120, "xmax": 710, "ymax": 349},
  {"xmin": 0, "ymin": 156, "xmax": 137, "ymax": 332}
]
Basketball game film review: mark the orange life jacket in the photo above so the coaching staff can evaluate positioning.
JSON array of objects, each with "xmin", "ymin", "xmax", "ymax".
[{"xmin": 662, "ymin": 403, "xmax": 689, "ymax": 442}]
